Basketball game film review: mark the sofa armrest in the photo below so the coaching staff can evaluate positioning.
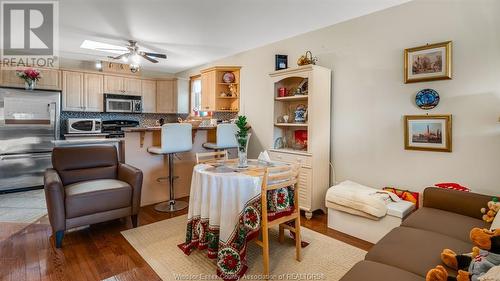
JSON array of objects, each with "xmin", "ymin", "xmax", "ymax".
[
  {"xmin": 118, "ymin": 163, "xmax": 143, "ymax": 214},
  {"xmin": 423, "ymin": 187, "xmax": 492, "ymax": 220},
  {"xmin": 44, "ymin": 169, "xmax": 66, "ymax": 232}
]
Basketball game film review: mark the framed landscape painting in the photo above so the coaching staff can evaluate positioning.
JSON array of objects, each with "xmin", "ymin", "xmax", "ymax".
[
  {"xmin": 404, "ymin": 41, "xmax": 452, "ymax": 83},
  {"xmin": 404, "ymin": 115, "xmax": 452, "ymax": 152}
]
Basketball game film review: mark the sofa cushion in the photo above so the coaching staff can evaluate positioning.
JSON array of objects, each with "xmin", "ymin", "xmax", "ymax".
[
  {"xmin": 365, "ymin": 226, "xmax": 472, "ymax": 277},
  {"xmin": 340, "ymin": 261, "xmax": 425, "ymax": 281},
  {"xmin": 402, "ymin": 207, "xmax": 490, "ymax": 242},
  {"xmin": 65, "ymin": 179, "xmax": 131, "ymax": 218}
]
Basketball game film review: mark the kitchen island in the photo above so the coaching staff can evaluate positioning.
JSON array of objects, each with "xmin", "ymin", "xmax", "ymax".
[{"xmin": 123, "ymin": 125, "xmax": 236, "ymax": 206}]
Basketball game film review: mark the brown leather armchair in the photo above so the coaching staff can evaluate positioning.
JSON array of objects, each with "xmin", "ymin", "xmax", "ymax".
[{"xmin": 44, "ymin": 145, "xmax": 143, "ymax": 248}]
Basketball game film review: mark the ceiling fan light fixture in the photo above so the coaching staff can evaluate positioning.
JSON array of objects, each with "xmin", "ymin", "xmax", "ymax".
[{"xmin": 130, "ymin": 63, "xmax": 140, "ymax": 73}]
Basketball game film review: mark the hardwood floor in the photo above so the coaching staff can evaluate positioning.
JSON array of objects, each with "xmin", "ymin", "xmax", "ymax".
[{"xmin": 0, "ymin": 198, "xmax": 372, "ymax": 281}]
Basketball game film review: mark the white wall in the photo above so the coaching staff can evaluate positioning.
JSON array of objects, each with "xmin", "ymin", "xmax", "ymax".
[{"xmin": 178, "ymin": 0, "xmax": 500, "ymax": 195}]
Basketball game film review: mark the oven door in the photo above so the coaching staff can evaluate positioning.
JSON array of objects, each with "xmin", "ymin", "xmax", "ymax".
[{"xmin": 106, "ymin": 99, "xmax": 134, "ymax": 113}]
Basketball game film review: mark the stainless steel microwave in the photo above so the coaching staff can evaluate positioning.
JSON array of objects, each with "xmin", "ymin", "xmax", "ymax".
[
  {"xmin": 104, "ymin": 94, "xmax": 142, "ymax": 113},
  {"xmin": 67, "ymin": 118, "xmax": 102, "ymax": 134}
]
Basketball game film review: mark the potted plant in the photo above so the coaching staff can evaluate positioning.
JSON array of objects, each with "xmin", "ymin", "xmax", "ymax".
[
  {"xmin": 235, "ymin": 115, "xmax": 251, "ymax": 168},
  {"xmin": 16, "ymin": 68, "xmax": 41, "ymax": 90}
]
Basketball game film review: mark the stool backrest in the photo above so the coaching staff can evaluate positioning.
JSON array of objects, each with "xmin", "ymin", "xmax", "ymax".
[
  {"xmin": 216, "ymin": 123, "xmax": 238, "ymax": 148},
  {"xmin": 160, "ymin": 123, "xmax": 193, "ymax": 154}
]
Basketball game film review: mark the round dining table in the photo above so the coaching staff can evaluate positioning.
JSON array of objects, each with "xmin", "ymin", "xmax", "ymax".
[{"xmin": 178, "ymin": 160, "xmax": 296, "ymax": 280}]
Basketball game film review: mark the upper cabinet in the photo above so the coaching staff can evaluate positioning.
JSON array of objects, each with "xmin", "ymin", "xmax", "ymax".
[
  {"xmin": 141, "ymin": 80, "xmax": 157, "ymax": 113},
  {"xmin": 0, "ymin": 67, "xmax": 61, "ymax": 90},
  {"xmin": 156, "ymin": 78, "xmax": 189, "ymax": 114},
  {"xmin": 103, "ymin": 75, "xmax": 124, "ymax": 94},
  {"xmin": 62, "ymin": 70, "xmax": 104, "ymax": 112},
  {"xmin": 200, "ymin": 66, "xmax": 240, "ymax": 112},
  {"xmin": 123, "ymin": 78, "xmax": 142, "ymax": 96},
  {"xmin": 84, "ymin": 73, "xmax": 104, "ymax": 112},
  {"xmin": 62, "ymin": 71, "xmax": 84, "ymax": 111}
]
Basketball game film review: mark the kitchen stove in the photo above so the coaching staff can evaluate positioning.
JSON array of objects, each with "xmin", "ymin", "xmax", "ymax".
[{"xmin": 102, "ymin": 120, "xmax": 139, "ymax": 138}]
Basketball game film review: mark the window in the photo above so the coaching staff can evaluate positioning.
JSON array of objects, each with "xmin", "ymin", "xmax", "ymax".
[{"xmin": 190, "ymin": 76, "xmax": 201, "ymax": 114}]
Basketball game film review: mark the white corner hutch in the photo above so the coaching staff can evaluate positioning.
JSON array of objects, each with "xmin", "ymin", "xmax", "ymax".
[{"xmin": 268, "ymin": 65, "xmax": 331, "ymax": 219}]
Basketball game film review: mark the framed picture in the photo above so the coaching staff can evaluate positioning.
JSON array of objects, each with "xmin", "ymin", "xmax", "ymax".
[
  {"xmin": 404, "ymin": 115, "xmax": 452, "ymax": 152},
  {"xmin": 404, "ymin": 41, "xmax": 452, "ymax": 83},
  {"xmin": 275, "ymin": 54, "xmax": 288, "ymax": 71}
]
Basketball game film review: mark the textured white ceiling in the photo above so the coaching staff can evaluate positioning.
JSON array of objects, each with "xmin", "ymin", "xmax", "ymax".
[{"xmin": 58, "ymin": 0, "xmax": 410, "ymax": 73}]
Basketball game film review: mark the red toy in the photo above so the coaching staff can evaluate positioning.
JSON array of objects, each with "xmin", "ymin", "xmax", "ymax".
[{"xmin": 434, "ymin": 183, "xmax": 470, "ymax": 192}]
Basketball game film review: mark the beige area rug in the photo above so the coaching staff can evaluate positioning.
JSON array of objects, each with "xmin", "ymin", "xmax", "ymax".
[{"xmin": 122, "ymin": 215, "xmax": 366, "ymax": 281}]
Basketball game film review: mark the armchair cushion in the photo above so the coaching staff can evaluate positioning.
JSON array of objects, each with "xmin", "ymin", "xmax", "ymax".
[{"xmin": 65, "ymin": 179, "xmax": 131, "ymax": 218}]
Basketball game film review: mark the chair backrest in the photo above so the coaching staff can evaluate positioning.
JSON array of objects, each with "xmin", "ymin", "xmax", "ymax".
[
  {"xmin": 52, "ymin": 145, "xmax": 118, "ymax": 185},
  {"xmin": 260, "ymin": 164, "xmax": 300, "ymax": 224},
  {"xmin": 196, "ymin": 150, "xmax": 228, "ymax": 164},
  {"xmin": 216, "ymin": 123, "xmax": 238, "ymax": 148},
  {"xmin": 160, "ymin": 123, "xmax": 193, "ymax": 154}
]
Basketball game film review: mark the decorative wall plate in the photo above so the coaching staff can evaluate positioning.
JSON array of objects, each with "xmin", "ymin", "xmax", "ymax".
[
  {"xmin": 222, "ymin": 72, "xmax": 235, "ymax": 83},
  {"xmin": 415, "ymin": 89, "xmax": 440, "ymax": 110}
]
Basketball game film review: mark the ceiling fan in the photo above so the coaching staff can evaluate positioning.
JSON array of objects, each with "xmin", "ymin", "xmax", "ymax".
[{"xmin": 81, "ymin": 40, "xmax": 167, "ymax": 72}]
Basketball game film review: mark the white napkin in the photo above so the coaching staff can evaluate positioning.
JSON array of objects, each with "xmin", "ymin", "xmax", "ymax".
[{"xmin": 258, "ymin": 150, "xmax": 271, "ymax": 162}]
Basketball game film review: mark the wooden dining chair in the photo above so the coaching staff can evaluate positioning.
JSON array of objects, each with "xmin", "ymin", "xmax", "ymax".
[
  {"xmin": 255, "ymin": 164, "xmax": 301, "ymax": 277},
  {"xmin": 195, "ymin": 150, "xmax": 228, "ymax": 164}
]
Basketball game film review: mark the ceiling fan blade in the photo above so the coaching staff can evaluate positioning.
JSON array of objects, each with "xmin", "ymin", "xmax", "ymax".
[
  {"xmin": 109, "ymin": 53, "xmax": 129, "ymax": 60},
  {"xmin": 140, "ymin": 53, "xmax": 158, "ymax": 63},
  {"xmin": 95, "ymin": 47, "xmax": 127, "ymax": 51},
  {"xmin": 143, "ymin": 52, "xmax": 167, "ymax": 59}
]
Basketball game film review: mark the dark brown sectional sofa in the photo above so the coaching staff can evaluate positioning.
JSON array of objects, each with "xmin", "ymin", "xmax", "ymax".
[{"xmin": 340, "ymin": 187, "xmax": 493, "ymax": 281}]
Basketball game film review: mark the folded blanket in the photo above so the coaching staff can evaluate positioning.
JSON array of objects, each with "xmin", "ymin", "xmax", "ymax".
[{"xmin": 325, "ymin": 180, "xmax": 401, "ymax": 218}]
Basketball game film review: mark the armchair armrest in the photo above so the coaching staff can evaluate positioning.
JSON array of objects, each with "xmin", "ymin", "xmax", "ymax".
[
  {"xmin": 44, "ymin": 169, "xmax": 66, "ymax": 232},
  {"xmin": 118, "ymin": 163, "xmax": 143, "ymax": 214},
  {"xmin": 423, "ymin": 187, "xmax": 492, "ymax": 220}
]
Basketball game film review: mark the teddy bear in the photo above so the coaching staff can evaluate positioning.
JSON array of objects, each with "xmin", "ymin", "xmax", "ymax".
[
  {"xmin": 426, "ymin": 228, "xmax": 500, "ymax": 281},
  {"xmin": 481, "ymin": 198, "xmax": 500, "ymax": 223}
]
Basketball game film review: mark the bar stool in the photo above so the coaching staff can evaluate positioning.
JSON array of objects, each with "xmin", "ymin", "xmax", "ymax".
[
  {"xmin": 147, "ymin": 123, "xmax": 193, "ymax": 212},
  {"xmin": 202, "ymin": 123, "xmax": 238, "ymax": 153}
]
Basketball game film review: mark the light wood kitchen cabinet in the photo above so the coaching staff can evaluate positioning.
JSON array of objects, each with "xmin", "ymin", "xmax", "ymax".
[
  {"xmin": 200, "ymin": 70, "xmax": 216, "ymax": 111},
  {"xmin": 123, "ymin": 78, "xmax": 142, "ymax": 96},
  {"xmin": 84, "ymin": 73, "xmax": 104, "ymax": 112},
  {"xmin": 103, "ymin": 75, "xmax": 124, "ymax": 94},
  {"xmin": 0, "ymin": 67, "xmax": 61, "ymax": 90},
  {"xmin": 200, "ymin": 66, "xmax": 240, "ymax": 112},
  {"xmin": 156, "ymin": 78, "xmax": 189, "ymax": 114},
  {"xmin": 141, "ymin": 80, "xmax": 156, "ymax": 113},
  {"xmin": 62, "ymin": 71, "xmax": 104, "ymax": 112},
  {"xmin": 156, "ymin": 80, "xmax": 175, "ymax": 113},
  {"xmin": 62, "ymin": 71, "xmax": 84, "ymax": 111}
]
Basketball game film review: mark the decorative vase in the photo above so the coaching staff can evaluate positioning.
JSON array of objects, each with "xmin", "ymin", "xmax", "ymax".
[
  {"xmin": 25, "ymin": 80, "xmax": 36, "ymax": 90},
  {"xmin": 236, "ymin": 133, "xmax": 251, "ymax": 168}
]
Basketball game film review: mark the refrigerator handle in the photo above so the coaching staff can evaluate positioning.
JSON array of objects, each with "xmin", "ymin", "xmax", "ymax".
[{"xmin": 49, "ymin": 102, "xmax": 58, "ymax": 140}]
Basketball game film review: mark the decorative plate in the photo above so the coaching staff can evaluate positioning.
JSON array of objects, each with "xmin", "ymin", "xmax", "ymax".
[
  {"xmin": 222, "ymin": 72, "xmax": 235, "ymax": 83},
  {"xmin": 415, "ymin": 89, "xmax": 440, "ymax": 110}
]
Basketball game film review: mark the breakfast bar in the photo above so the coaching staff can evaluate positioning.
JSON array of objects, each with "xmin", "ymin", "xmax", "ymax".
[{"xmin": 122, "ymin": 125, "xmax": 236, "ymax": 206}]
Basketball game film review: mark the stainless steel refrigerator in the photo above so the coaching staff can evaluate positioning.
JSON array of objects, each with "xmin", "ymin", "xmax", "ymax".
[{"xmin": 0, "ymin": 88, "xmax": 60, "ymax": 192}]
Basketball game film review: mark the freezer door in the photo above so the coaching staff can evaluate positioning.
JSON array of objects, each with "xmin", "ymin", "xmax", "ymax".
[
  {"xmin": 0, "ymin": 152, "xmax": 52, "ymax": 191},
  {"xmin": 0, "ymin": 89, "xmax": 60, "ymax": 154}
]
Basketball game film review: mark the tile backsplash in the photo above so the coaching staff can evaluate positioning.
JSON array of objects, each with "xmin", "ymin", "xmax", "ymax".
[{"xmin": 60, "ymin": 111, "xmax": 237, "ymax": 135}]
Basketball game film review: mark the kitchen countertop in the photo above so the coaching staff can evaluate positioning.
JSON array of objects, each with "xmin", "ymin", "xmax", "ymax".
[
  {"xmin": 122, "ymin": 125, "xmax": 217, "ymax": 132},
  {"xmin": 52, "ymin": 138, "xmax": 124, "ymax": 145}
]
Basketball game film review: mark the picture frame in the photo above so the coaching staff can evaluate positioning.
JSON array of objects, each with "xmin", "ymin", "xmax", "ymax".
[
  {"xmin": 275, "ymin": 54, "xmax": 288, "ymax": 71},
  {"xmin": 404, "ymin": 41, "xmax": 452, "ymax": 83},
  {"xmin": 404, "ymin": 115, "xmax": 452, "ymax": 152}
]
